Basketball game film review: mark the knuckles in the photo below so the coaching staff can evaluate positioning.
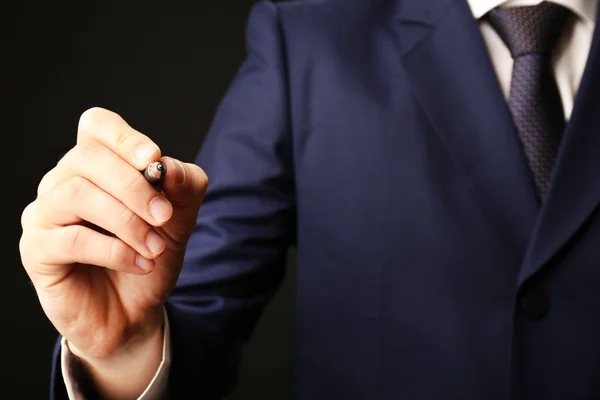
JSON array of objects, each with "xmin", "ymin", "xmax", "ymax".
[
  {"xmin": 60, "ymin": 225, "xmax": 84, "ymax": 258},
  {"xmin": 61, "ymin": 176, "xmax": 90, "ymax": 203},
  {"xmin": 77, "ymin": 107, "xmax": 121, "ymax": 142},
  {"xmin": 37, "ymin": 169, "xmax": 55, "ymax": 197},
  {"xmin": 18, "ymin": 234, "xmax": 32, "ymax": 266},
  {"xmin": 20, "ymin": 201, "xmax": 37, "ymax": 230},
  {"xmin": 43, "ymin": 176, "xmax": 91, "ymax": 215},
  {"xmin": 70, "ymin": 141, "xmax": 104, "ymax": 168},
  {"xmin": 39, "ymin": 139, "xmax": 104, "ymax": 197},
  {"xmin": 117, "ymin": 167, "xmax": 146, "ymax": 194},
  {"xmin": 114, "ymin": 127, "xmax": 136, "ymax": 150},
  {"xmin": 117, "ymin": 206, "xmax": 138, "ymax": 231},
  {"xmin": 77, "ymin": 107, "xmax": 141, "ymax": 156},
  {"xmin": 106, "ymin": 239, "xmax": 130, "ymax": 266}
]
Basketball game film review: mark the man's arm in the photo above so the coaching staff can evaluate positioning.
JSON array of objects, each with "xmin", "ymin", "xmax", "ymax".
[
  {"xmin": 49, "ymin": 1, "xmax": 293, "ymax": 399},
  {"xmin": 164, "ymin": 2, "xmax": 295, "ymax": 397},
  {"xmin": 59, "ymin": 308, "xmax": 171, "ymax": 400}
]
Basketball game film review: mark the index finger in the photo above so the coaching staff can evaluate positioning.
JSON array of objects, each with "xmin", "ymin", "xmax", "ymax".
[{"xmin": 77, "ymin": 107, "xmax": 161, "ymax": 171}]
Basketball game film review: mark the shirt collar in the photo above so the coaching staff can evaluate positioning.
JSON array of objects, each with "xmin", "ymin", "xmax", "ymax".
[{"xmin": 467, "ymin": 0, "xmax": 597, "ymax": 25}]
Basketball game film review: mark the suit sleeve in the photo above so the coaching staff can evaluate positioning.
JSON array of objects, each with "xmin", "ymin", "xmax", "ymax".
[
  {"xmin": 164, "ymin": 2, "xmax": 294, "ymax": 399},
  {"xmin": 49, "ymin": 2, "xmax": 293, "ymax": 399}
]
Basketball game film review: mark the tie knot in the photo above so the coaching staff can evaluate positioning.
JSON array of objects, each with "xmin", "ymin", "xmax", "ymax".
[{"xmin": 486, "ymin": 2, "xmax": 572, "ymax": 58}]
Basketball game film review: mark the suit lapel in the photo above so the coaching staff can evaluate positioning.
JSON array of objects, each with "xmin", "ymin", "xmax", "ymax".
[
  {"xmin": 386, "ymin": 0, "xmax": 540, "ymax": 250},
  {"xmin": 519, "ymin": 3, "xmax": 600, "ymax": 285}
]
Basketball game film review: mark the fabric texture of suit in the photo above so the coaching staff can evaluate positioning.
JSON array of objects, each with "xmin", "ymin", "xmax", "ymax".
[{"xmin": 50, "ymin": 0, "xmax": 600, "ymax": 398}]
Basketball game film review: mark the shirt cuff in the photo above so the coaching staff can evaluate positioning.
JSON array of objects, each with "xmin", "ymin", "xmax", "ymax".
[{"xmin": 61, "ymin": 307, "xmax": 171, "ymax": 400}]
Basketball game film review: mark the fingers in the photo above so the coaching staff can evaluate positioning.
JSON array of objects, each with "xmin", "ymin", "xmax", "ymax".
[
  {"xmin": 37, "ymin": 176, "xmax": 166, "ymax": 261},
  {"xmin": 27, "ymin": 107, "xmax": 207, "ymax": 268},
  {"xmin": 35, "ymin": 224, "xmax": 155, "ymax": 274},
  {"xmin": 77, "ymin": 107, "xmax": 161, "ymax": 171},
  {"xmin": 38, "ymin": 140, "xmax": 173, "ymax": 227}
]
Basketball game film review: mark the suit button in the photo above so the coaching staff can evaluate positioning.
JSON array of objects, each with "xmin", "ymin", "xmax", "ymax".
[{"xmin": 518, "ymin": 288, "xmax": 549, "ymax": 320}]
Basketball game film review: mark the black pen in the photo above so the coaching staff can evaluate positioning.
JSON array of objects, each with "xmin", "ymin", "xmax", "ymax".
[{"xmin": 144, "ymin": 161, "xmax": 167, "ymax": 190}]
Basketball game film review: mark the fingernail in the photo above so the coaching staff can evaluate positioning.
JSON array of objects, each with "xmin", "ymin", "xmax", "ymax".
[
  {"xmin": 135, "ymin": 143, "xmax": 158, "ymax": 162},
  {"xmin": 135, "ymin": 254, "xmax": 155, "ymax": 272},
  {"xmin": 175, "ymin": 160, "xmax": 186, "ymax": 185},
  {"xmin": 147, "ymin": 231, "xmax": 166, "ymax": 255},
  {"xmin": 149, "ymin": 197, "xmax": 173, "ymax": 222}
]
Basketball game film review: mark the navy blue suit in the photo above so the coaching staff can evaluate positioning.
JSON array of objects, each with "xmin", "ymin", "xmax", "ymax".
[{"xmin": 51, "ymin": 0, "xmax": 600, "ymax": 398}]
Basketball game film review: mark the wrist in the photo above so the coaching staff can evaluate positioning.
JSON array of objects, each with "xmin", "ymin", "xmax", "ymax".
[
  {"xmin": 67, "ymin": 308, "xmax": 165, "ymax": 399},
  {"xmin": 70, "ymin": 306, "xmax": 164, "ymax": 363}
]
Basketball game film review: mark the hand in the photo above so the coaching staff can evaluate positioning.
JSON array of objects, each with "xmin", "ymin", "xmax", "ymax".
[{"xmin": 19, "ymin": 107, "xmax": 208, "ymax": 362}]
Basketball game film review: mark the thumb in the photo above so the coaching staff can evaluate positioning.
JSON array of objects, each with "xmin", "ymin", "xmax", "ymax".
[
  {"xmin": 160, "ymin": 157, "xmax": 208, "ymax": 207},
  {"xmin": 158, "ymin": 157, "xmax": 208, "ymax": 240}
]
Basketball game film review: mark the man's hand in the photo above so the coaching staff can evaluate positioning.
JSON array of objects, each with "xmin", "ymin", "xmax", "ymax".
[{"xmin": 19, "ymin": 107, "xmax": 208, "ymax": 398}]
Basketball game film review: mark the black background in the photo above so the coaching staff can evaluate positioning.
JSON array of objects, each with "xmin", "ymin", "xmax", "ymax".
[{"xmin": 3, "ymin": 2, "xmax": 294, "ymax": 399}]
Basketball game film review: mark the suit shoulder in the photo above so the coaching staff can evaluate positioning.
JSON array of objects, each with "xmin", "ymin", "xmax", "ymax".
[
  {"xmin": 264, "ymin": 0, "xmax": 388, "ymax": 48},
  {"xmin": 276, "ymin": 0, "xmax": 382, "ymax": 12},
  {"xmin": 274, "ymin": 0, "xmax": 386, "ymax": 29}
]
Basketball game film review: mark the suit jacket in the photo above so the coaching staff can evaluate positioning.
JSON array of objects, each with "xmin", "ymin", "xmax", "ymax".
[{"xmin": 50, "ymin": 0, "xmax": 600, "ymax": 399}]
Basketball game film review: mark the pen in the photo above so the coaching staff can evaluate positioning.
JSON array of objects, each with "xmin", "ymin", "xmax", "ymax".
[{"xmin": 144, "ymin": 161, "xmax": 167, "ymax": 190}]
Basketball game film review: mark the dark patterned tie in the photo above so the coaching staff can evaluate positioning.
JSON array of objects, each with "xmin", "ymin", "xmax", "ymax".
[{"xmin": 486, "ymin": 3, "xmax": 572, "ymax": 199}]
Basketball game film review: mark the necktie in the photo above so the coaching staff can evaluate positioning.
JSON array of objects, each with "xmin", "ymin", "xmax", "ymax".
[{"xmin": 486, "ymin": 3, "xmax": 572, "ymax": 199}]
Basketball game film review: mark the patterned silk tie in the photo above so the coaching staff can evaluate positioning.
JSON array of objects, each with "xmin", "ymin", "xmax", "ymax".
[{"xmin": 486, "ymin": 3, "xmax": 572, "ymax": 199}]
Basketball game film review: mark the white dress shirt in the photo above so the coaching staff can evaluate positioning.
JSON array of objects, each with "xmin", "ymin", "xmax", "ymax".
[{"xmin": 60, "ymin": 0, "xmax": 597, "ymax": 398}]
